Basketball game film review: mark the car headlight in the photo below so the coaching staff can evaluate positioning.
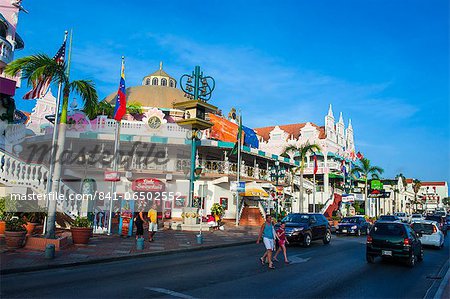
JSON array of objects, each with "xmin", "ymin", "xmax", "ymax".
[
  {"xmin": 293, "ymin": 227, "xmax": 304, "ymax": 232},
  {"xmin": 336, "ymin": 225, "xmax": 339, "ymax": 229},
  {"xmin": 351, "ymin": 225, "xmax": 357, "ymax": 229}
]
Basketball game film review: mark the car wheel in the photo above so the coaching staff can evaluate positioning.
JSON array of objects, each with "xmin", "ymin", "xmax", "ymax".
[
  {"xmin": 303, "ymin": 233, "xmax": 312, "ymax": 247},
  {"xmin": 418, "ymin": 249, "xmax": 424, "ymax": 262},
  {"xmin": 323, "ymin": 230, "xmax": 331, "ymax": 245},
  {"xmin": 366, "ymin": 254, "xmax": 375, "ymax": 264},
  {"xmin": 407, "ymin": 252, "xmax": 416, "ymax": 267}
]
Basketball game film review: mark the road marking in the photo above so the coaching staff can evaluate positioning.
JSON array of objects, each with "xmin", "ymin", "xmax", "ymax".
[
  {"xmin": 144, "ymin": 287, "xmax": 197, "ymax": 299},
  {"xmin": 288, "ymin": 255, "xmax": 311, "ymax": 264}
]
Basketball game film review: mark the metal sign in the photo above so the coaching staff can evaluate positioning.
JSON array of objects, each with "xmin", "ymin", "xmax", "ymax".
[{"xmin": 230, "ymin": 181, "xmax": 245, "ymax": 193}]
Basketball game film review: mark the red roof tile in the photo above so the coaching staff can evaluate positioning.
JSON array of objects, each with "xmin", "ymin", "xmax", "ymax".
[{"xmin": 254, "ymin": 123, "xmax": 326, "ymax": 141}]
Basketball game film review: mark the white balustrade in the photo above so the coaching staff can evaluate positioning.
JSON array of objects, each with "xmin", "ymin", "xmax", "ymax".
[{"xmin": 0, "ymin": 150, "xmax": 82, "ymax": 218}]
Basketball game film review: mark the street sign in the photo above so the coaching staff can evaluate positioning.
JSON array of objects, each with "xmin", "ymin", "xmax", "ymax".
[
  {"xmin": 104, "ymin": 171, "xmax": 120, "ymax": 182},
  {"xmin": 230, "ymin": 181, "xmax": 245, "ymax": 193},
  {"xmin": 371, "ymin": 180, "xmax": 383, "ymax": 190}
]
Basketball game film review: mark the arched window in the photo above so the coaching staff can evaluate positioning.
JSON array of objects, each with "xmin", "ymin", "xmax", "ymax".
[
  {"xmin": 169, "ymin": 80, "xmax": 175, "ymax": 87},
  {"xmin": 145, "ymin": 78, "xmax": 151, "ymax": 85},
  {"xmin": 0, "ymin": 24, "xmax": 7, "ymax": 39},
  {"xmin": 161, "ymin": 78, "xmax": 167, "ymax": 86},
  {"xmin": 152, "ymin": 78, "xmax": 158, "ymax": 85}
]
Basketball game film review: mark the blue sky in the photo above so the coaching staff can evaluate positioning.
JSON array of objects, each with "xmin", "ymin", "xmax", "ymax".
[{"xmin": 12, "ymin": 0, "xmax": 449, "ymax": 182}]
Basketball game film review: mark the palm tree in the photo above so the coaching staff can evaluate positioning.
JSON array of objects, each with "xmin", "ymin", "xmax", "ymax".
[
  {"xmin": 412, "ymin": 179, "xmax": 422, "ymax": 212},
  {"xmin": 350, "ymin": 158, "xmax": 384, "ymax": 217},
  {"xmin": 6, "ymin": 54, "xmax": 98, "ymax": 238},
  {"xmin": 282, "ymin": 143, "xmax": 321, "ymax": 213}
]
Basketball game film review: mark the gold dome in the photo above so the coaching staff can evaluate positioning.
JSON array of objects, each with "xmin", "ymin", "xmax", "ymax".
[{"xmin": 104, "ymin": 85, "xmax": 187, "ymax": 108}]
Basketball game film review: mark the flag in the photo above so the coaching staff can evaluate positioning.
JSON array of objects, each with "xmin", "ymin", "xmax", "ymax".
[
  {"xmin": 312, "ymin": 152, "xmax": 318, "ymax": 175},
  {"xmin": 356, "ymin": 151, "xmax": 364, "ymax": 160},
  {"xmin": 23, "ymin": 38, "xmax": 66, "ymax": 100},
  {"xmin": 230, "ymin": 114, "xmax": 243, "ymax": 156},
  {"xmin": 113, "ymin": 58, "xmax": 126, "ymax": 121},
  {"xmin": 341, "ymin": 160, "xmax": 347, "ymax": 177},
  {"xmin": 349, "ymin": 150, "xmax": 356, "ymax": 161}
]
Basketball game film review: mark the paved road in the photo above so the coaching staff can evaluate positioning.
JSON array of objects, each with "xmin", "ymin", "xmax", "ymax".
[{"xmin": 1, "ymin": 234, "xmax": 449, "ymax": 298}]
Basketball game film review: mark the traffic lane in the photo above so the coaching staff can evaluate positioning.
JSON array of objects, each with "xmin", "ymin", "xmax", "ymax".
[
  {"xmin": 0, "ymin": 237, "xmax": 355, "ymax": 298},
  {"xmin": 1, "ymin": 235, "xmax": 448, "ymax": 298},
  {"xmin": 186, "ymin": 235, "xmax": 450, "ymax": 299}
]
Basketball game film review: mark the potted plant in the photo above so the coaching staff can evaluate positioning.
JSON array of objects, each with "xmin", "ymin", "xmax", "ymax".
[
  {"xmin": 5, "ymin": 218, "xmax": 27, "ymax": 249},
  {"xmin": 211, "ymin": 203, "xmax": 225, "ymax": 223},
  {"xmin": 70, "ymin": 216, "xmax": 93, "ymax": 245},
  {"xmin": 331, "ymin": 215, "xmax": 341, "ymax": 227},
  {"xmin": 22, "ymin": 211, "xmax": 46, "ymax": 236}
]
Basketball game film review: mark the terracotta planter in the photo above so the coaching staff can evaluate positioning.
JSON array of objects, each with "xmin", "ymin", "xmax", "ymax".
[
  {"xmin": 0, "ymin": 220, "xmax": 5, "ymax": 236},
  {"xmin": 4, "ymin": 230, "xmax": 27, "ymax": 249},
  {"xmin": 25, "ymin": 222, "xmax": 39, "ymax": 236},
  {"xmin": 71, "ymin": 227, "xmax": 93, "ymax": 245}
]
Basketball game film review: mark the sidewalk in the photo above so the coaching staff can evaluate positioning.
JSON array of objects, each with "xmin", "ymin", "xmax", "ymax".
[{"xmin": 0, "ymin": 225, "xmax": 258, "ymax": 274}]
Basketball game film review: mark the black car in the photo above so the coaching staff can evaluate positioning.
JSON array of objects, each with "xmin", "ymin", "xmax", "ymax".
[
  {"xmin": 336, "ymin": 216, "xmax": 370, "ymax": 236},
  {"xmin": 366, "ymin": 222, "xmax": 423, "ymax": 267},
  {"xmin": 280, "ymin": 213, "xmax": 331, "ymax": 247},
  {"xmin": 376, "ymin": 215, "xmax": 401, "ymax": 223},
  {"xmin": 425, "ymin": 215, "xmax": 448, "ymax": 235}
]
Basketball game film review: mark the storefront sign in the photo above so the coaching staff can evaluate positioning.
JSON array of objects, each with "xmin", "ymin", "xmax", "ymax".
[
  {"xmin": 132, "ymin": 178, "xmax": 165, "ymax": 192},
  {"xmin": 230, "ymin": 181, "xmax": 245, "ymax": 193},
  {"xmin": 104, "ymin": 171, "xmax": 120, "ymax": 182}
]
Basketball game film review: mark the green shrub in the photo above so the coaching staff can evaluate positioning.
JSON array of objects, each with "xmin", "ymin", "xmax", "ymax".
[
  {"xmin": 72, "ymin": 216, "xmax": 92, "ymax": 228},
  {"xmin": 6, "ymin": 218, "xmax": 27, "ymax": 232}
]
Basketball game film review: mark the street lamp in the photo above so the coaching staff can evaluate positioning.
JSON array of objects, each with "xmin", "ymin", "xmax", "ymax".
[
  {"xmin": 270, "ymin": 160, "xmax": 286, "ymax": 220},
  {"xmin": 174, "ymin": 66, "xmax": 217, "ymax": 207}
]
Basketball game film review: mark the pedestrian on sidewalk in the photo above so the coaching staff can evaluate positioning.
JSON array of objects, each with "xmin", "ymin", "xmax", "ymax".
[
  {"xmin": 273, "ymin": 222, "xmax": 290, "ymax": 264},
  {"xmin": 147, "ymin": 203, "xmax": 158, "ymax": 242},
  {"xmin": 134, "ymin": 210, "xmax": 145, "ymax": 240},
  {"xmin": 257, "ymin": 214, "xmax": 277, "ymax": 269}
]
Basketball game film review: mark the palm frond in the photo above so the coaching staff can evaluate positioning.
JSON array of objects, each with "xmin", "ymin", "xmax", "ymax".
[{"xmin": 69, "ymin": 80, "xmax": 98, "ymax": 119}]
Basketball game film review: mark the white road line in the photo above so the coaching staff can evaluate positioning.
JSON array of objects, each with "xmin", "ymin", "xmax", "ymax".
[{"xmin": 144, "ymin": 287, "xmax": 197, "ymax": 299}]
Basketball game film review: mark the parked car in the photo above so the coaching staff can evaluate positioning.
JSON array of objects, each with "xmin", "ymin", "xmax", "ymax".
[
  {"xmin": 446, "ymin": 216, "xmax": 450, "ymax": 230},
  {"xmin": 425, "ymin": 215, "xmax": 448, "ymax": 235},
  {"xmin": 394, "ymin": 212, "xmax": 410, "ymax": 223},
  {"xmin": 336, "ymin": 216, "xmax": 370, "ymax": 236},
  {"xmin": 280, "ymin": 213, "xmax": 332, "ymax": 247},
  {"xmin": 411, "ymin": 220, "xmax": 444, "ymax": 249},
  {"xmin": 366, "ymin": 221, "xmax": 423, "ymax": 267},
  {"xmin": 411, "ymin": 214, "xmax": 424, "ymax": 221},
  {"xmin": 376, "ymin": 215, "xmax": 401, "ymax": 223}
]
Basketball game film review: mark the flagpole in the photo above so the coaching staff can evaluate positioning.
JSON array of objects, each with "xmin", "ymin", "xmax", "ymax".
[
  {"xmin": 107, "ymin": 120, "xmax": 120, "ymax": 235},
  {"xmin": 107, "ymin": 56, "xmax": 124, "ymax": 235},
  {"xmin": 43, "ymin": 30, "xmax": 69, "ymax": 236},
  {"xmin": 313, "ymin": 173, "xmax": 316, "ymax": 213},
  {"xmin": 235, "ymin": 110, "xmax": 242, "ymax": 226}
]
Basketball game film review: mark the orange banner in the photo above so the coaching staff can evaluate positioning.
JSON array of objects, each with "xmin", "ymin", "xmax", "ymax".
[{"xmin": 209, "ymin": 114, "xmax": 239, "ymax": 143}]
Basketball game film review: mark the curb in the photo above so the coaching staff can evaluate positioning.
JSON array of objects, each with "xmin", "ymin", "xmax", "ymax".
[
  {"xmin": 0, "ymin": 240, "xmax": 255, "ymax": 275},
  {"xmin": 433, "ymin": 261, "xmax": 450, "ymax": 299}
]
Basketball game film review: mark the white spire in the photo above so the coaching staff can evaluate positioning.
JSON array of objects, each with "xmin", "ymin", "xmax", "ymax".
[
  {"xmin": 328, "ymin": 104, "xmax": 334, "ymax": 117},
  {"xmin": 338, "ymin": 112, "xmax": 344, "ymax": 124},
  {"xmin": 159, "ymin": 61, "xmax": 163, "ymax": 70},
  {"xmin": 348, "ymin": 118, "xmax": 353, "ymax": 129}
]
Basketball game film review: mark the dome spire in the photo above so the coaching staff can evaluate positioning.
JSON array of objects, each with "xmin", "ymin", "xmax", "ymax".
[
  {"xmin": 160, "ymin": 61, "xmax": 163, "ymax": 70},
  {"xmin": 339, "ymin": 112, "xmax": 344, "ymax": 123}
]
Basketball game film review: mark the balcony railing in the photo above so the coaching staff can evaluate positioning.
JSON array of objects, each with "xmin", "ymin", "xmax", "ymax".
[{"xmin": 0, "ymin": 36, "xmax": 12, "ymax": 65}]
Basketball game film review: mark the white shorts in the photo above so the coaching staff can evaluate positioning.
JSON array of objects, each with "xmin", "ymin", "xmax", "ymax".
[
  {"xmin": 263, "ymin": 237, "xmax": 274, "ymax": 251},
  {"xmin": 148, "ymin": 222, "xmax": 158, "ymax": 232}
]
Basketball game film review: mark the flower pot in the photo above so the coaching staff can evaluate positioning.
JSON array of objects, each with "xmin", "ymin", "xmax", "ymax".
[
  {"xmin": 25, "ymin": 222, "xmax": 39, "ymax": 236},
  {"xmin": 70, "ymin": 227, "xmax": 93, "ymax": 245},
  {"xmin": 0, "ymin": 220, "xmax": 5, "ymax": 236},
  {"xmin": 4, "ymin": 230, "xmax": 27, "ymax": 249}
]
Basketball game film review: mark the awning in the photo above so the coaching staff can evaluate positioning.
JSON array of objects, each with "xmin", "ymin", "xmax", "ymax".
[
  {"xmin": 329, "ymin": 173, "xmax": 344, "ymax": 179},
  {"xmin": 240, "ymin": 181, "xmax": 269, "ymax": 197},
  {"xmin": 15, "ymin": 32, "xmax": 24, "ymax": 50}
]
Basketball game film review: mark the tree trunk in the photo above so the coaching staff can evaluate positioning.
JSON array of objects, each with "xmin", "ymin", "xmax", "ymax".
[
  {"xmin": 299, "ymin": 172, "xmax": 304, "ymax": 213},
  {"xmin": 364, "ymin": 179, "xmax": 369, "ymax": 217},
  {"xmin": 45, "ymin": 87, "xmax": 69, "ymax": 239}
]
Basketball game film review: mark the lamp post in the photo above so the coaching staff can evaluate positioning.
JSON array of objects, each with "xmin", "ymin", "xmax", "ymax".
[
  {"xmin": 174, "ymin": 66, "xmax": 216, "ymax": 207},
  {"xmin": 270, "ymin": 161, "xmax": 286, "ymax": 220}
]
